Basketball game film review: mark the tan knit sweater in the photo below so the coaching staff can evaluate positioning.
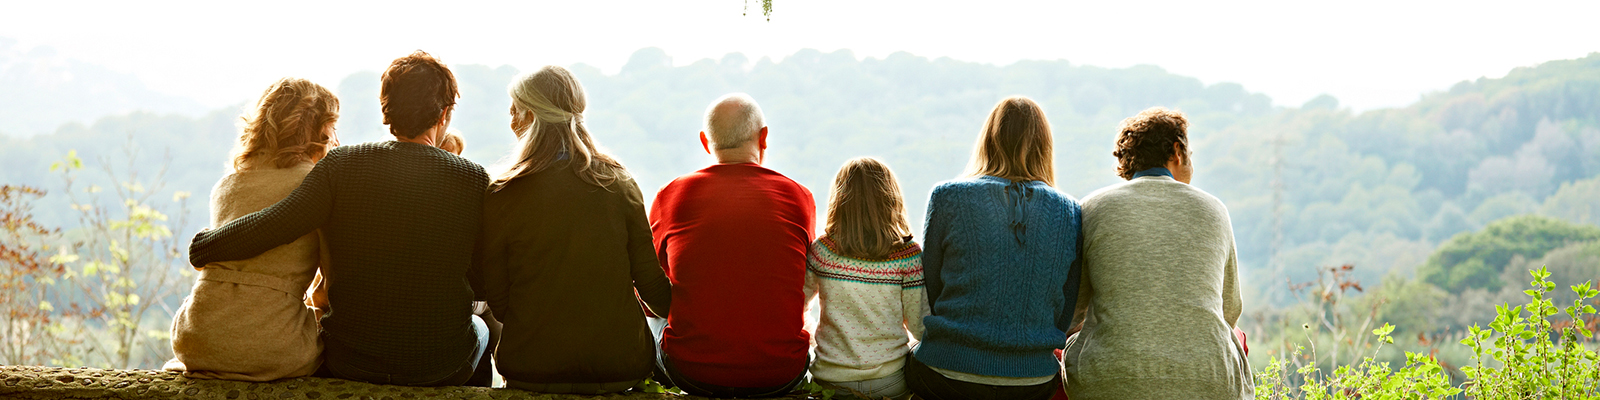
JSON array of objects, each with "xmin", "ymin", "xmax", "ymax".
[
  {"xmin": 1062, "ymin": 176, "xmax": 1252, "ymax": 399},
  {"xmin": 165, "ymin": 160, "xmax": 326, "ymax": 381}
]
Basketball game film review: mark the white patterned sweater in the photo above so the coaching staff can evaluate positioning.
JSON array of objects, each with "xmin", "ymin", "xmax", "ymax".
[{"xmin": 804, "ymin": 236, "xmax": 929, "ymax": 382}]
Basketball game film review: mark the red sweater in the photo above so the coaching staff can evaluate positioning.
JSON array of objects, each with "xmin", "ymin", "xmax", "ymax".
[{"xmin": 649, "ymin": 163, "xmax": 815, "ymax": 388}]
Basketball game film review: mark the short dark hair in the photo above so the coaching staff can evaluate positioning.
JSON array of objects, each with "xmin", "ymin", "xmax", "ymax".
[
  {"xmin": 380, "ymin": 51, "xmax": 458, "ymax": 139},
  {"xmin": 1112, "ymin": 107, "xmax": 1189, "ymax": 180}
]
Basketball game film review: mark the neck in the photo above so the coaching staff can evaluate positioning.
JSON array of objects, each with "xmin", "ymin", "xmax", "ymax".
[
  {"xmin": 397, "ymin": 126, "xmax": 442, "ymax": 146},
  {"xmin": 713, "ymin": 147, "xmax": 762, "ymax": 165}
]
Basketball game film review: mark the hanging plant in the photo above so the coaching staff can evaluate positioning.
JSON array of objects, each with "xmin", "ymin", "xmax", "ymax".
[{"xmin": 744, "ymin": 0, "xmax": 773, "ymax": 20}]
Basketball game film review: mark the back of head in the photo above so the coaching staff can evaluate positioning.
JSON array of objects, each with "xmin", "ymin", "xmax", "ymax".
[
  {"xmin": 232, "ymin": 77, "xmax": 340, "ymax": 171},
  {"xmin": 1112, "ymin": 107, "xmax": 1189, "ymax": 180},
  {"xmin": 439, "ymin": 130, "xmax": 465, "ymax": 155},
  {"xmin": 703, "ymin": 93, "xmax": 765, "ymax": 150},
  {"xmin": 492, "ymin": 65, "xmax": 623, "ymax": 190},
  {"xmin": 967, "ymin": 96, "xmax": 1055, "ymax": 186},
  {"xmin": 380, "ymin": 51, "xmax": 458, "ymax": 139},
  {"xmin": 825, "ymin": 157, "xmax": 912, "ymax": 259}
]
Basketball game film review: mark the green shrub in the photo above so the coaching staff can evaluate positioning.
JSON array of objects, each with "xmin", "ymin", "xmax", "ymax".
[{"xmin": 1256, "ymin": 266, "xmax": 1598, "ymax": 398}]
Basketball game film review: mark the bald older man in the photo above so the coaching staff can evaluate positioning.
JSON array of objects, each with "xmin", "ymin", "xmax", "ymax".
[{"xmin": 647, "ymin": 93, "xmax": 816, "ymax": 397}]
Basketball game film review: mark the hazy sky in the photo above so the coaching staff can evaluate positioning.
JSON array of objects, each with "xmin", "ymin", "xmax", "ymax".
[{"xmin": 3, "ymin": 0, "xmax": 1597, "ymax": 111}]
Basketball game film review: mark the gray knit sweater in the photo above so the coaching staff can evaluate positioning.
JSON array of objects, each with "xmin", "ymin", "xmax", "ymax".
[{"xmin": 1062, "ymin": 176, "xmax": 1252, "ymax": 399}]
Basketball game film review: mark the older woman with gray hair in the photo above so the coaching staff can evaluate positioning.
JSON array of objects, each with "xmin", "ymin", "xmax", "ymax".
[{"xmin": 471, "ymin": 65, "xmax": 672, "ymax": 395}]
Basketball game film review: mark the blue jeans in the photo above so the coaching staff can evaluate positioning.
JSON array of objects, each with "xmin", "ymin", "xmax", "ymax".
[
  {"xmin": 317, "ymin": 315, "xmax": 491, "ymax": 386},
  {"xmin": 816, "ymin": 366, "xmax": 911, "ymax": 400},
  {"xmin": 648, "ymin": 317, "xmax": 810, "ymax": 398}
]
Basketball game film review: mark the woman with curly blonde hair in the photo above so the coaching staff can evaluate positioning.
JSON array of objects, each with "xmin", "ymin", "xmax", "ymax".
[{"xmin": 166, "ymin": 77, "xmax": 339, "ymax": 381}]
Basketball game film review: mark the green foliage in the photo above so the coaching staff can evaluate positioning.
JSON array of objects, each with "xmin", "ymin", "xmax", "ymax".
[
  {"xmin": 635, "ymin": 378, "xmax": 682, "ymax": 395},
  {"xmin": 1458, "ymin": 266, "xmax": 1599, "ymax": 398},
  {"xmin": 744, "ymin": 0, "xmax": 774, "ymax": 20},
  {"xmin": 1417, "ymin": 215, "xmax": 1600, "ymax": 292},
  {"xmin": 797, "ymin": 381, "xmax": 836, "ymax": 400},
  {"xmin": 1257, "ymin": 266, "xmax": 1598, "ymax": 398},
  {"xmin": 1254, "ymin": 324, "xmax": 1460, "ymax": 399}
]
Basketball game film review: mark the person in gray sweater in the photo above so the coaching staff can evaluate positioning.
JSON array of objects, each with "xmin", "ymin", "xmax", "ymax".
[{"xmin": 1061, "ymin": 107, "xmax": 1253, "ymax": 399}]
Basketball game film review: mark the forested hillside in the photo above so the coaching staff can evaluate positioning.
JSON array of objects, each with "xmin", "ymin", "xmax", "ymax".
[{"xmin": 3, "ymin": 48, "xmax": 1598, "ymax": 308}]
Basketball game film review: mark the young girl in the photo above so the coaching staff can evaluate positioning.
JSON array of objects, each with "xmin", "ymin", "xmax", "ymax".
[{"xmin": 804, "ymin": 157, "xmax": 925, "ymax": 400}]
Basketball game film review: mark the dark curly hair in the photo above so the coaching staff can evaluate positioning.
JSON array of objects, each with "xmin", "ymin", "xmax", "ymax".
[
  {"xmin": 380, "ymin": 50, "xmax": 458, "ymax": 139},
  {"xmin": 1112, "ymin": 107, "xmax": 1189, "ymax": 180}
]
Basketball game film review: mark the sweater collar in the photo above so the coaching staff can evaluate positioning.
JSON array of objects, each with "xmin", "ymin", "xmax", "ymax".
[{"xmin": 1131, "ymin": 167, "xmax": 1174, "ymax": 179}]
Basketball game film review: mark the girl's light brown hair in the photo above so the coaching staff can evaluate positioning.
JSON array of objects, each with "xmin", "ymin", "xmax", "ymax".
[
  {"xmin": 231, "ymin": 78, "xmax": 339, "ymax": 171},
  {"xmin": 492, "ymin": 65, "xmax": 625, "ymax": 191},
  {"xmin": 965, "ymin": 96, "xmax": 1055, "ymax": 186},
  {"xmin": 439, "ymin": 130, "xmax": 465, "ymax": 155},
  {"xmin": 825, "ymin": 157, "xmax": 913, "ymax": 259}
]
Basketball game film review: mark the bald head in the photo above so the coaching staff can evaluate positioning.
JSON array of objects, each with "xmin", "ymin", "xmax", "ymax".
[{"xmin": 704, "ymin": 93, "xmax": 765, "ymax": 150}]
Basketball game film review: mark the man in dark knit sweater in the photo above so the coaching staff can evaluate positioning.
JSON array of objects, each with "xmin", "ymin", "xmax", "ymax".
[
  {"xmin": 648, "ymin": 93, "xmax": 816, "ymax": 397},
  {"xmin": 188, "ymin": 51, "xmax": 492, "ymax": 387}
]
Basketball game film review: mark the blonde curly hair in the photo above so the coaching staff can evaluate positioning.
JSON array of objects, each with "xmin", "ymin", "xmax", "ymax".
[{"xmin": 231, "ymin": 78, "xmax": 339, "ymax": 171}]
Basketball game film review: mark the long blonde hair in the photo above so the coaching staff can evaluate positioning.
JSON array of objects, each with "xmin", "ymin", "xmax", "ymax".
[
  {"xmin": 824, "ymin": 157, "xmax": 913, "ymax": 259},
  {"xmin": 491, "ymin": 66, "xmax": 625, "ymax": 191},
  {"xmin": 965, "ymin": 96, "xmax": 1055, "ymax": 186},
  {"xmin": 231, "ymin": 78, "xmax": 339, "ymax": 171}
]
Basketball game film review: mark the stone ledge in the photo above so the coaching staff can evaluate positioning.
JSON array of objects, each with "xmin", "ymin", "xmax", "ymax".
[{"xmin": 0, "ymin": 366, "xmax": 810, "ymax": 400}]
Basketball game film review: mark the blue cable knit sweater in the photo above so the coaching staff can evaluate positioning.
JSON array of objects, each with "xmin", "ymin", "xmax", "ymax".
[{"xmin": 915, "ymin": 175, "xmax": 1083, "ymax": 378}]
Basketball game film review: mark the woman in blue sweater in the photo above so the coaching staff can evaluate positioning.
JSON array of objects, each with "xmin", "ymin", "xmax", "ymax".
[{"xmin": 909, "ymin": 96, "xmax": 1082, "ymax": 400}]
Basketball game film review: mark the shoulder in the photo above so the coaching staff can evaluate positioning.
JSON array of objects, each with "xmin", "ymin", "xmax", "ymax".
[
  {"xmin": 928, "ymin": 176, "xmax": 995, "ymax": 200},
  {"xmin": 1033, "ymin": 184, "xmax": 1081, "ymax": 210},
  {"xmin": 811, "ymin": 237, "xmax": 837, "ymax": 257},
  {"xmin": 1083, "ymin": 179, "xmax": 1229, "ymax": 217},
  {"xmin": 932, "ymin": 176, "xmax": 993, "ymax": 192},
  {"xmin": 214, "ymin": 163, "xmax": 313, "ymax": 196},
  {"xmin": 751, "ymin": 165, "xmax": 813, "ymax": 197},
  {"xmin": 454, "ymin": 154, "xmax": 487, "ymax": 175},
  {"xmin": 1182, "ymin": 184, "xmax": 1231, "ymax": 219},
  {"xmin": 812, "ymin": 236, "xmax": 922, "ymax": 262},
  {"xmin": 323, "ymin": 142, "xmax": 379, "ymax": 160},
  {"xmin": 602, "ymin": 173, "xmax": 648, "ymax": 206},
  {"xmin": 439, "ymin": 152, "xmax": 487, "ymax": 181},
  {"xmin": 210, "ymin": 171, "xmax": 245, "ymax": 204},
  {"xmin": 1081, "ymin": 180, "xmax": 1134, "ymax": 208},
  {"xmin": 653, "ymin": 171, "xmax": 698, "ymax": 200},
  {"xmin": 888, "ymin": 240, "xmax": 923, "ymax": 260}
]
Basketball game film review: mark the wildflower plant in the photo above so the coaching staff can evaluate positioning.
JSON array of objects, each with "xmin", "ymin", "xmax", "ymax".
[{"xmin": 1257, "ymin": 265, "xmax": 1597, "ymax": 398}]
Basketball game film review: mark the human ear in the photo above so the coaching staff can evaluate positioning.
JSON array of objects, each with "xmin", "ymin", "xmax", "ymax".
[
  {"xmin": 700, "ymin": 131, "xmax": 711, "ymax": 155},
  {"xmin": 757, "ymin": 127, "xmax": 769, "ymax": 150}
]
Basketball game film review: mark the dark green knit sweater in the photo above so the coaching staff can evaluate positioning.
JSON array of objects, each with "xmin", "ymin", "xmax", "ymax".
[
  {"xmin": 188, "ymin": 141, "xmax": 489, "ymax": 377},
  {"xmin": 476, "ymin": 159, "xmax": 671, "ymax": 385}
]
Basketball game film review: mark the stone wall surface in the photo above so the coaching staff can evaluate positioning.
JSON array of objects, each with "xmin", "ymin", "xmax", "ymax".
[{"xmin": 0, "ymin": 367, "xmax": 810, "ymax": 400}]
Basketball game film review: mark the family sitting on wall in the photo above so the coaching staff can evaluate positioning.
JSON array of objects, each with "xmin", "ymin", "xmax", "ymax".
[{"xmin": 168, "ymin": 50, "xmax": 1253, "ymax": 400}]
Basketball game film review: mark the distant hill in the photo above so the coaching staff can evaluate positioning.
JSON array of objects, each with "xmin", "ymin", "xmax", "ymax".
[{"xmin": 0, "ymin": 37, "xmax": 207, "ymax": 137}]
